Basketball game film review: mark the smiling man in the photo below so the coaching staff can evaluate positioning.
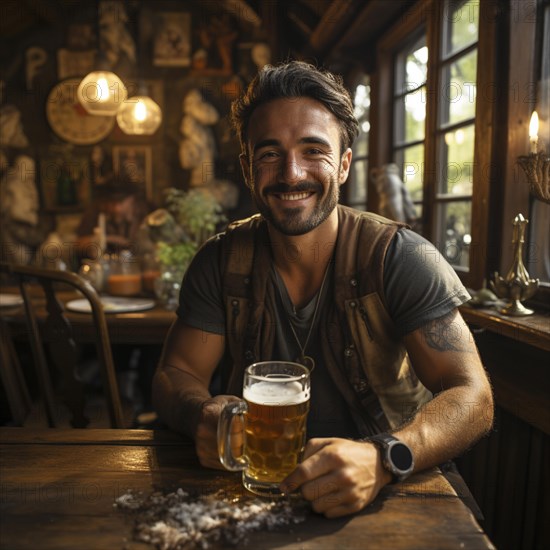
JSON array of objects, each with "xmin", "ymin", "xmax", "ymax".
[{"xmin": 153, "ymin": 61, "xmax": 493, "ymax": 518}]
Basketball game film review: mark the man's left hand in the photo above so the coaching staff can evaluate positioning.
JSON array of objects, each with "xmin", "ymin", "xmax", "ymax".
[{"xmin": 280, "ymin": 438, "xmax": 392, "ymax": 518}]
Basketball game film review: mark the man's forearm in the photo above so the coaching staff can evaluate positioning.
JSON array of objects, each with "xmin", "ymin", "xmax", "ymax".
[
  {"xmin": 393, "ymin": 383, "xmax": 494, "ymax": 473},
  {"xmin": 152, "ymin": 366, "xmax": 211, "ymax": 437}
]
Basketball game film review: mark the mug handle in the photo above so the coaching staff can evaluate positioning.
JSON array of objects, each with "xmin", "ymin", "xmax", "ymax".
[{"xmin": 218, "ymin": 400, "xmax": 247, "ymax": 471}]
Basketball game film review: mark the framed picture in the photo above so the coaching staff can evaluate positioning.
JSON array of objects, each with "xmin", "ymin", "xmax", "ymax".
[
  {"xmin": 112, "ymin": 145, "xmax": 153, "ymax": 200},
  {"xmin": 39, "ymin": 156, "xmax": 91, "ymax": 211},
  {"xmin": 57, "ymin": 49, "xmax": 96, "ymax": 79},
  {"xmin": 153, "ymin": 12, "xmax": 191, "ymax": 67}
]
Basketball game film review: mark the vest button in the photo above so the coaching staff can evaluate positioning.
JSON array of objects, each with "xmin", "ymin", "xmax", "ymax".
[
  {"xmin": 231, "ymin": 299, "xmax": 239, "ymax": 307},
  {"xmin": 244, "ymin": 350, "xmax": 254, "ymax": 361},
  {"xmin": 350, "ymin": 301, "xmax": 357, "ymax": 308},
  {"xmin": 350, "ymin": 278, "xmax": 358, "ymax": 287},
  {"xmin": 344, "ymin": 347, "xmax": 353, "ymax": 357},
  {"xmin": 244, "ymin": 277, "xmax": 250, "ymax": 285}
]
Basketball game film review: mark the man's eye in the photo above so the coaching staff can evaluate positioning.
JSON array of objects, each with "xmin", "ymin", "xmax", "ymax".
[
  {"xmin": 258, "ymin": 151, "xmax": 279, "ymax": 160},
  {"xmin": 306, "ymin": 148, "xmax": 323, "ymax": 155}
]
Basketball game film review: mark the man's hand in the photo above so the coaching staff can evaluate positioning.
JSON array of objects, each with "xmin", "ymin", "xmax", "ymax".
[
  {"xmin": 194, "ymin": 395, "xmax": 242, "ymax": 470},
  {"xmin": 280, "ymin": 438, "xmax": 392, "ymax": 518}
]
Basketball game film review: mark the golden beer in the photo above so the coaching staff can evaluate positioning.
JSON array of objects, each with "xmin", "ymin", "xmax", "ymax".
[
  {"xmin": 218, "ymin": 362, "xmax": 311, "ymax": 497},
  {"xmin": 243, "ymin": 381, "xmax": 309, "ymax": 484}
]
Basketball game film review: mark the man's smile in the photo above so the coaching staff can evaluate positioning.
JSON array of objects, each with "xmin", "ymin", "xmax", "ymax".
[{"xmin": 272, "ymin": 191, "xmax": 315, "ymax": 201}]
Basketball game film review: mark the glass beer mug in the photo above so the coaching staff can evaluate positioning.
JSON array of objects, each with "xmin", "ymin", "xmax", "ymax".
[{"xmin": 218, "ymin": 361, "xmax": 310, "ymax": 497}]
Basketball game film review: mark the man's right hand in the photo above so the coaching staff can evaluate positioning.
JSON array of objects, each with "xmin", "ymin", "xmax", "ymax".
[{"xmin": 194, "ymin": 395, "xmax": 242, "ymax": 469}]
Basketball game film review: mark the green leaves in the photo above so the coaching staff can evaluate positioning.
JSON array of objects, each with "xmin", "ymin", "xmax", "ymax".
[{"xmin": 147, "ymin": 187, "xmax": 226, "ymax": 271}]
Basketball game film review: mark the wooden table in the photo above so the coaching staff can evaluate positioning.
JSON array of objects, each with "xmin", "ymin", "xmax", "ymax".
[
  {"xmin": 1, "ymin": 288, "xmax": 176, "ymax": 345},
  {"xmin": 0, "ymin": 428, "xmax": 495, "ymax": 549}
]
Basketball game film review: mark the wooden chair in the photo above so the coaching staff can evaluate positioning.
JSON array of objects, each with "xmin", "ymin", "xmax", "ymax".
[{"xmin": 0, "ymin": 262, "xmax": 125, "ymax": 428}]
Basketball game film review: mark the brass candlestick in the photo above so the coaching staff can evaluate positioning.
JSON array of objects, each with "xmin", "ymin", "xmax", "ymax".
[
  {"xmin": 491, "ymin": 214, "xmax": 539, "ymax": 316},
  {"xmin": 517, "ymin": 151, "xmax": 550, "ymax": 203}
]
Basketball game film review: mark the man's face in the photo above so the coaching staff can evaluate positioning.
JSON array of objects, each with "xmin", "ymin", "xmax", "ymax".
[
  {"xmin": 240, "ymin": 97, "xmax": 351, "ymax": 236},
  {"xmin": 103, "ymin": 195, "xmax": 134, "ymax": 224}
]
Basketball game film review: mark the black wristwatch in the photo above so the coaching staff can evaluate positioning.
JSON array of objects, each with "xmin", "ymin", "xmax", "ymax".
[{"xmin": 368, "ymin": 433, "xmax": 414, "ymax": 483}]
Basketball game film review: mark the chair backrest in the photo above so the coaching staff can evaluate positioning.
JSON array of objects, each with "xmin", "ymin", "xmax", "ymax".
[{"xmin": 0, "ymin": 262, "xmax": 125, "ymax": 428}]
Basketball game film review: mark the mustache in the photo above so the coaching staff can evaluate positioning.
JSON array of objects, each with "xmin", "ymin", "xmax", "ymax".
[{"xmin": 262, "ymin": 182, "xmax": 324, "ymax": 195}]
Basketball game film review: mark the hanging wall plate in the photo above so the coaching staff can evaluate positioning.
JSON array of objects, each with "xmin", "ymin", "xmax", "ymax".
[{"xmin": 46, "ymin": 78, "xmax": 116, "ymax": 145}]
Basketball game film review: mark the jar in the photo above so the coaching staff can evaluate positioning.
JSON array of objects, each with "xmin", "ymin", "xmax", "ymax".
[
  {"xmin": 107, "ymin": 250, "xmax": 142, "ymax": 296},
  {"xmin": 78, "ymin": 259, "xmax": 105, "ymax": 292},
  {"xmin": 154, "ymin": 266, "xmax": 184, "ymax": 311}
]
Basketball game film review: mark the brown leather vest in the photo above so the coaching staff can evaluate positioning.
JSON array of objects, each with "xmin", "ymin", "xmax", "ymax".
[{"xmin": 219, "ymin": 205, "xmax": 432, "ymax": 437}]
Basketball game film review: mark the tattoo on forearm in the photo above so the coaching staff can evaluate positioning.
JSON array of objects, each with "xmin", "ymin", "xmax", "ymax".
[{"xmin": 421, "ymin": 311, "xmax": 470, "ymax": 352}]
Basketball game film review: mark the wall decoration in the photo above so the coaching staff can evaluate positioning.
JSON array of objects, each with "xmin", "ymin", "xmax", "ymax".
[
  {"xmin": 112, "ymin": 145, "xmax": 152, "ymax": 200},
  {"xmin": 66, "ymin": 23, "xmax": 96, "ymax": 50},
  {"xmin": 26, "ymin": 47, "xmax": 48, "ymax": 90},
  {"xmin": 99, "ymin": 0, "xmax": 136, "ymax": 68},
  {"xmin": 46, "ymin": 78, "xmax": 115, "ymax": 145},
  {"xmin": 39, "ymin": 155, "xmax": 90, "ymax": 211},
  {"xmin": 57, "ymin": 50, "xmax": 96, "ymax": 79},
  {"xmin": 191, "ymin": 14, "xmax": 238, "ymax": 76},
  {"xmin": 153, "ymin": 12, "xmax": 191, "ymax": 67}
]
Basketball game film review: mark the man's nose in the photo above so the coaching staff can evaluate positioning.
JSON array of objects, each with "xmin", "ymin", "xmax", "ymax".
[{"xmin": 280, "ymin": 154, "xmax": 306, "ymax": 184}]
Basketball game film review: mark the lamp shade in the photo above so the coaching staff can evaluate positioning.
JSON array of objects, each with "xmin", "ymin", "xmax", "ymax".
[
  {"xmin": 116, "ymin": 96, "xmax": 162, "ymax": 135},
  {"xmin": 77, "ymin": 71, "xmax": 127, "ymax": 116}
]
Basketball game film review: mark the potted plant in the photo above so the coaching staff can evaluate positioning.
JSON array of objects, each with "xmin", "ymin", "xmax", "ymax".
[{"xmin": 144, "ymin": 187, "xmax": 225, "ymax": 308}]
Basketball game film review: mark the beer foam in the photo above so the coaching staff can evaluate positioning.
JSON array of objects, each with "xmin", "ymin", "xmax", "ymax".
[{"xmin": 244, "ymin": 381, "xmax": 309, "ymax": 405}]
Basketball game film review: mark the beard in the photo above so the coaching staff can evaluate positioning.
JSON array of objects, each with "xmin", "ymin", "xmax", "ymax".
[{"xmin": 252, "ymin": 177, "xmax": 340, "ymax": 236}]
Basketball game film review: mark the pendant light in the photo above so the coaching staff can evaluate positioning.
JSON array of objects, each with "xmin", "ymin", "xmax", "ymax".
[
  {"xmin": 77, "ymin": 70, "xmax": 128, "ymax": 116},
  {"xmin": 116, "ymin": 90, "xmax": 162, "ymax": 135}
]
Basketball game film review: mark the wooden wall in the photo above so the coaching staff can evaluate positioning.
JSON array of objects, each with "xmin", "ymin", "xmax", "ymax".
[{"xmin": 456, "ymin": 326, "xmax": 550, "ymax": 550}]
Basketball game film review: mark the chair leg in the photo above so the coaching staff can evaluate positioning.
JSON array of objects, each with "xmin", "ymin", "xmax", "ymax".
[{"xmin": 0, "ymin": 320, "xmax": 31, "ymax": 425}]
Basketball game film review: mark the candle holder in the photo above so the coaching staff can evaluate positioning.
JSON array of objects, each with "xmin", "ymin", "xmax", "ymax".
[
  {"xmin": 517, "ymin": 151, "xmax": 550, "ymax": 203},
  {"xmin": 491, "ymin": 214, "xmax": 539, "ymax": 316}
]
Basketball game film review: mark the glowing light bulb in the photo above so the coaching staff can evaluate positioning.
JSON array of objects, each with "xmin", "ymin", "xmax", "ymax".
[
  {"xmin": 97, "ymin": 78, "xmax": 110, "ymax": 102},
  {"xmin": 135, "ymin": 100, "xmax": 147, "ymax": 121}
]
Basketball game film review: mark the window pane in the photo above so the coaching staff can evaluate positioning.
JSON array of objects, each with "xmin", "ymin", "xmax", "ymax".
[
  {"xmin": 444, "ymin": 0, "xmax": 480, "ymax": 57},
  {"xmin": 436, "ymin": 200, "xmax": 471, "ymax": 268},
  {"xmin": 353, "ymin": 81, "xmax": 370, "ymax": 157},
  {"xmin": 405, "ymin": 86, "xmax": 426, "ymax": 142},
  {"xmin": 349, "ymin": 159, "xmax": 368, "ymax": 205},
  {"xmin": 439, "ymin": 124, "xmax": 475, "ymax": 195},
  {"xmin": 441, "ymin": 49, "xmax": 478, "ymax": 126},
  {"xmin": 395, "ymin": 35, "xmax": 427, "ymax": 94},
  {"xmin": 395, "ymin": 144, "xmax": 424, "ymax": 202},
  {"xmin": 406, "ymin": 45, "xmax": 429, "ymax": 89}
]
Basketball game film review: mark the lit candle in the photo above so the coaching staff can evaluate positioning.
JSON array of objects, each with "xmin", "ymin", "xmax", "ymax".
[{"xmin": 529, "ymin": 111, "xmax": 539, "ymax": 154}]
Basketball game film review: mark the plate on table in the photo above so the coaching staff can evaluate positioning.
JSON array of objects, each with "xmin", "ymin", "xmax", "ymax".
[
  {"xmin": 0, "ymin": 294, "xmax": 24, "ymax": 307},
  {"xmin": 66, "ymin": 297, "xmax": 155, "ymax": 313}
]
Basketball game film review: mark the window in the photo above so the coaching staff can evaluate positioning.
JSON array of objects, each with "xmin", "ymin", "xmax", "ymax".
[
  {"xmin": 527, "ymin": 2, "xmax": 550, "ymax": 283},
  {"xmin": 433, "ymin": 0, "xmax": 479, "ymax": 271},
  {"xmin": 390, "ymin": 0, "xmax": 479, "ymax": 269},
  {"xmin": 393, "ymin": 34, "xmax": 428, "ymax": 224},
  {"xmin": 349, "ymin": 75, "xmax": 371, "ymax": 208},
  {"xmin": 371, "ymin": 0, "xmax": 547, "ymax": 296}
]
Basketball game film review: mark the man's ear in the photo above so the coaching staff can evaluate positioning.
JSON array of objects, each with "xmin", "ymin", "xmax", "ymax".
[
  {"xmin": 338, "ymin": 148, "xmax": 353, "ymax": 184},
  {"xmin": 239, "ymin": 153, "xmax": 252, "ymax": 189}
]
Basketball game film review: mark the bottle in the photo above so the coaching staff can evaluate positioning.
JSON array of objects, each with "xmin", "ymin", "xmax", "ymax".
[{"xmin": 56, "ymin": 165, "xmax": 77, "ymax": 206}]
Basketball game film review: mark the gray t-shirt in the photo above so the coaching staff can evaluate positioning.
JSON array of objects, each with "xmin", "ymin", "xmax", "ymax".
[{"xmin": 177, "ymin": 227, "xmax": 470, "ymax": 438}]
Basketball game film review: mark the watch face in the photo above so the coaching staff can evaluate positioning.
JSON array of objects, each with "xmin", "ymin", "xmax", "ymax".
[
  {"xmin": 46, "ymin": 78, "xmax": 115, "ymax": 145},
  {"xmin": 389, "ymin": 442, "xmax": 414, "ymax": 472}
]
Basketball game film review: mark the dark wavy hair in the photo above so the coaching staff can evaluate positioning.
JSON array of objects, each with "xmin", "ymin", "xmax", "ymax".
[{"xmin": 231, "ymin": 60, "xmax": 359, "ymax": 157}]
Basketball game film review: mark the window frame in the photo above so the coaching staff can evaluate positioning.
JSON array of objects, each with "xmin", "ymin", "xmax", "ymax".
[{"xmin": 370, "ymin": 0, "xmax": 502, "ymax": 290}]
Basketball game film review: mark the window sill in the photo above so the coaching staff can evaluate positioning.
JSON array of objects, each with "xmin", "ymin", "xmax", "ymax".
[{"xmin": 459, "ymin": 304, "xmax": 550, "ymax": 352}]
